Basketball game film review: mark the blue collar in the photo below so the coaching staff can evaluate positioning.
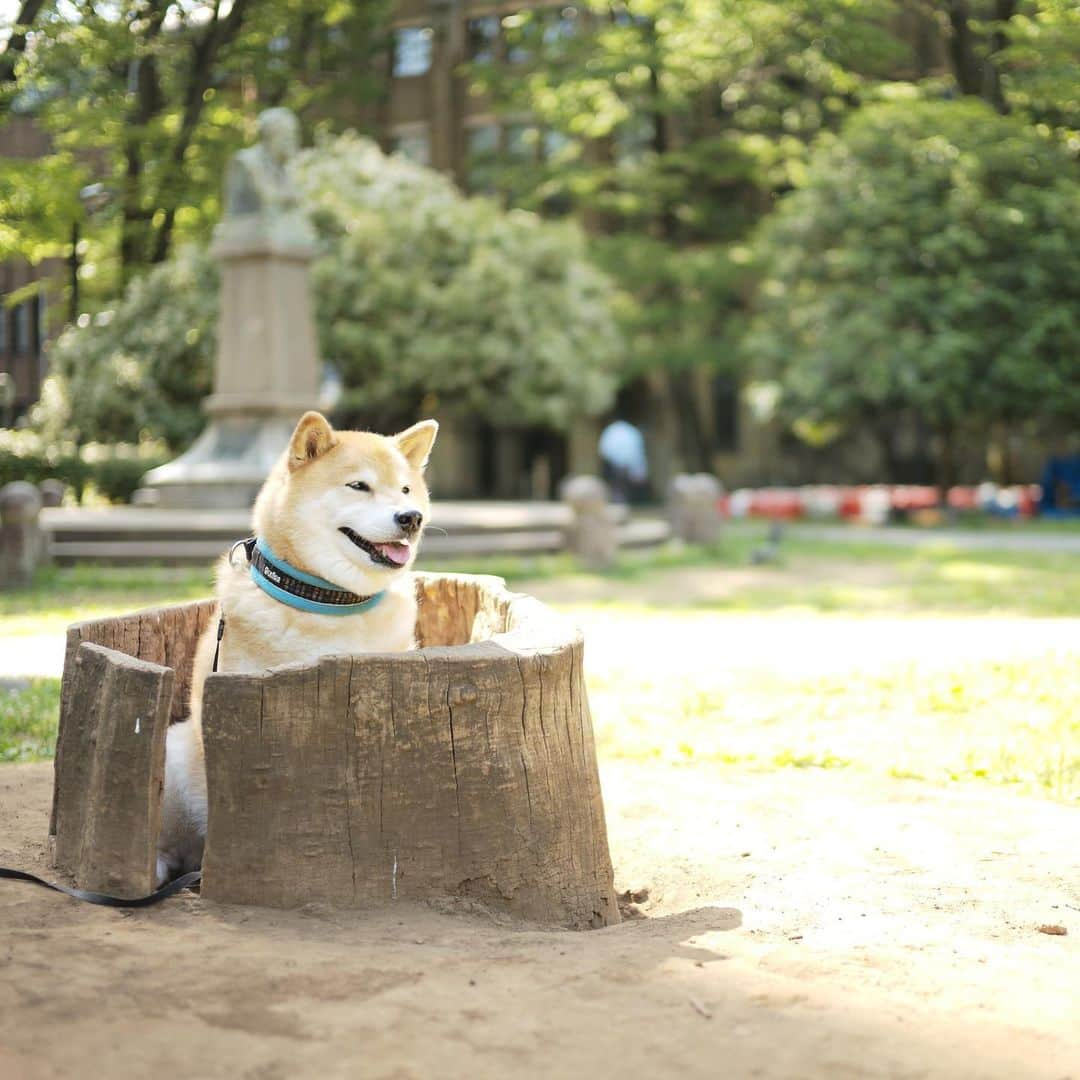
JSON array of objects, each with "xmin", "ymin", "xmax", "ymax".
[{"xmin": 245, "ymin": 537, "xmax": 386, "ymax": 616}]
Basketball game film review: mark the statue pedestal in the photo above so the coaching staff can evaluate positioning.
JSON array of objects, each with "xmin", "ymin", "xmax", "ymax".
[{"xmin": 142, "ymin": 221, "xmax": 321, "ymax": 509}]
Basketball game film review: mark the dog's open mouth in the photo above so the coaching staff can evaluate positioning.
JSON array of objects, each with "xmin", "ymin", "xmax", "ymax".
[{"xmin": 339, "ymin": 527, "xmax": 412, "ymax": 568}]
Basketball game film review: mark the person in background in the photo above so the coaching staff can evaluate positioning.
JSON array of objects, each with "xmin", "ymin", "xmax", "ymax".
[{"xmin": 598, "ymin": 418, "xmax": 648, "ymax": 504}]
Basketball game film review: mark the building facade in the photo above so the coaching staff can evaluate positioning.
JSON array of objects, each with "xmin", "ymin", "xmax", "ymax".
[{"xmin": 0, "ymin": 116, "xmax": 55, "ymax": 420}]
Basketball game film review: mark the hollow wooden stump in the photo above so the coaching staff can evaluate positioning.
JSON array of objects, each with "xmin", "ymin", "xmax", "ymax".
[{"xmin": 51, "ymin": 575, "xmax": 619, "ymax": 928}]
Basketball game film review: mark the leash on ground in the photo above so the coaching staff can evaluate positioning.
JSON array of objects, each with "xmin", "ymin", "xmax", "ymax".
[{"xmin": 0, "ymin": 866, "xmax": 201, "ymax": 907}]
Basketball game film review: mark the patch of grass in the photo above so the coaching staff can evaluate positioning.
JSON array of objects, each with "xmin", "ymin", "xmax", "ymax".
[
  {"xmin": 929, "ymin": 516, "xmax": 1080, "ymax": 534},
  {"xmin": 423, "ymin": 537, "xmax": 755, "ymax": 585},
  {"xmin": 1, "ymin": 564, "xmax": 212, "ymax": 637},
  {"xmin": 5, "ymin": 529, "xmax": 1080, "ymax": 635},
  {"xmin": 0, "ymin": 678, "xmax": 60, "ymax": 762},
  {"xmin": 589, "ymin": 654, "xmax": 1079, "ymax": 801},
  {"xmin": 3, "ymin": 534, "xmax": 1079, "ymax": 796}
]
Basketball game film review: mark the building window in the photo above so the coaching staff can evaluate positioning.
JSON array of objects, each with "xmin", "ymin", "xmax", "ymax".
[
  {"xmin": 543, "ymin": 6, "xmax": 579, "ymax": 47},
  {"xmin": 542, "ymin": 128, "xmax": 572, "ymax": 161},
  {"xmin": 614, "ymin": 115, "xmax": 655, "ymax": 165},
  {"xmin": 0, "ymin": 302, "xmax": 8, "ymax": 355},
  {"xmin": 13, "ymin": 301, "xmax": 31, "ymax": 354},
  {"xmin": 466, "ymin": 123, "xmax": 500, "ymax": 193},
  {"xmin": 391, "ymin": 126, "xmax": 431, "ymax": 166},
  {"xmin": 466, "ymin": 16, "xmax": 500, "ymax": 63},
  {"xmin": 505, "ymin": 123, "xmax": 538, "ymax": 162},
  {"xmin": 393, "ymin": 26, "xmax": 433, "ymax": 78},
  {"xmin": 502, "ymin": 13, "xmax": 531, "ymax": 64}
]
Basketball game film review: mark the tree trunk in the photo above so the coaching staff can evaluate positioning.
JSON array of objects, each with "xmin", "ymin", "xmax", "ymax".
[
  {"xmin": 936, "ymin": 425, "xmax": 958, "ymax": 504},
  {"xmin": 944, "ymin": 0, "xmax": 1016, "ymax": 114},
  {"xmin": 667, "ymin": 368, "xmax": 714, "ymax": 473},
  {"xmin": 201, "ymin": 575, "xmax": 620, "ymax": 926},
  {"xmin": 0, "ymin": 0, "xmax": 47, "ymax": 90},
  {"xmin": 149, "ymin": 0, "xmax": 254, "ymax": 265}
]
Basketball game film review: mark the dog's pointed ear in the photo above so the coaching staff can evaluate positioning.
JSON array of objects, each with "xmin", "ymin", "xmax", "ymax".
[
  {"xmin": 395, "ymin": 419, "xmax": 438, "ymax": 471},
  {"xmin": 288, "ymin": 411, "xmax": 338, "ymax": 471}
]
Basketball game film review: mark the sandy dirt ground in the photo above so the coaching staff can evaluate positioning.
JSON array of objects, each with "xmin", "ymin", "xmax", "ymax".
[
  {"xmin": 2, "ymin": 567, "xmax": 1078, "ymax": 1078},
  {"xmin": 1, "ymin": 756, "xmax": 1076, "ymax": 1080}
]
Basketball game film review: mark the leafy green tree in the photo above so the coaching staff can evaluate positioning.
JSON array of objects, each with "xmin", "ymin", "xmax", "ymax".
[
  {"xmin": 38, "ymin": 134, "xmax": 620, "ymax": 447},
  {"xmin": 747, "ymin": 97, "xmax": 1080, "ymax": 487},
  {"xmin": 902, "ymin": 2, "xmax": 1079, "ymax": 136},
  {"xmin": 998, "ymin": 0, "xmax": 1080, "ymax": 137},
  {"xmin": 0, "ymin": 0, "xmax": 391, "ymax": 293},
  {"xmin": 39, "ymin": 245, "xmax": 215, "ymax": 447},
  {"xmin": 468, "ymin": 0, "xmax": 903, "ymax": 469}
]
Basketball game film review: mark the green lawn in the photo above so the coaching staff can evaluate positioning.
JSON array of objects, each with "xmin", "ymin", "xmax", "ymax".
[
  {"xmin": 0, "ymin": 563, "xmax": 211, "ymax": 636},
  {"xmin": 0, "ymin": 679, "xmax": 62, "ymax": 763},
  {"xmin": 1, "ymin": 532, "xmax": 1077, "ymax": 800},
  {"xmin": 588, "ymin": 650, "xmax": 1078, "ymax": 802}
]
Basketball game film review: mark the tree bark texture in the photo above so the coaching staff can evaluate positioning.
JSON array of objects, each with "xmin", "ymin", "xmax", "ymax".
[
  {"xmin": 51, "ymin": 598, "xmax": 219, "ymax": 840},
  {"xmin": 51, "ymin": 643, "xmax": 174, "ymax": 898}
]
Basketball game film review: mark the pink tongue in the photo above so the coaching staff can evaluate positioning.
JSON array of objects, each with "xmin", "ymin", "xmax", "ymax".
[{"xmin": 375, "ymin": 541, "xmax": 411, "ymax": 566}]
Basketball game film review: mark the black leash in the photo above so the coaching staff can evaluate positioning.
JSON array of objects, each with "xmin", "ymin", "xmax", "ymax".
[
  {"xmin": 0, "ymin": 866, "xmax": 201, "ymax": 907},
  {"xmin": 212, "ymin": 610, "xmax": 226, "ymax": 673}
]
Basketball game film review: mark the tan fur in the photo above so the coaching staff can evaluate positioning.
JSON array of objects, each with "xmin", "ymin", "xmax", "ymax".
[{"xmin": 156, "ymin": 413, "xmax": 438, "ymax": 883}]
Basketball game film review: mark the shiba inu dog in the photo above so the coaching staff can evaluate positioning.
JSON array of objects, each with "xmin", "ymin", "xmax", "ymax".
[{"xmin": 156, "ymin": 411, "xmax": 438, "ymax": 885}]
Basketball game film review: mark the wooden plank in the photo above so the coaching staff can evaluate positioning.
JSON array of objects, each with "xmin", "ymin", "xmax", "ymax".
[{"xmin": 52, "ymin": 642, "xmax": 174, "ymax": 898}]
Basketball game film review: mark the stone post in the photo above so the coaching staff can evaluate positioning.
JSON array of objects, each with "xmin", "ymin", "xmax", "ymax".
[
  {"xmin": 39, "ymin": 479, "xmax": 66, "ymax": 508},
  {"xmin": 0, "ymin": 481, "xmax": 45, "ymax": 587},
  {"xmin": 668, "ymin": 473, "xmax": 723, "ymax": 544},
  {"xmin": 560, "ymin": 474, "xmax": 616, "ymax": 570}
]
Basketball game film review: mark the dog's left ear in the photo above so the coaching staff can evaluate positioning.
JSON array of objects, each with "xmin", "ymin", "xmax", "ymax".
[
  {"xmin": 395, "ymin": 419, "xmax": 438, "ymax": 471},
  {"xmin": 288, "ymin": 411, "xmax": 338, "ymax": 471}
]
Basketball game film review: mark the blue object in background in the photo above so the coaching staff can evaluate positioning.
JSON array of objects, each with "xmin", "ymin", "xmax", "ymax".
[{"xmin": 1039, "ymin": 456, "xmax": 1080, "ymax": 517}]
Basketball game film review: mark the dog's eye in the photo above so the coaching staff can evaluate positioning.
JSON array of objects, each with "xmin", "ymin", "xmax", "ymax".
[
  {"xmin": 347, "ymin": 481, "xmax": 371, "ymax": 493},
  {"xmin": 402, "ymin": 486, "xmax": 410, "ymax": 494}
]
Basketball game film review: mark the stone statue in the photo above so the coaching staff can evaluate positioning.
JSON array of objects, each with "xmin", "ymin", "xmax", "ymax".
[
  {"xmin": 215, "ymin": 107, "xmax": 314, "ymax": 253},
  {"xmin": 225, "ymin": 108, "xmax": 301, "ymax": 217},
  {"xmin": 140, "ymin": 107, "xmax": 322, "ymax": 508}
]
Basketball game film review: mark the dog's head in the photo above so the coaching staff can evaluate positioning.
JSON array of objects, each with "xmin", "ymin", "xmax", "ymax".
[{"xmin": 253, "ymin": 412, "xmax": 438, "ymax": 596}]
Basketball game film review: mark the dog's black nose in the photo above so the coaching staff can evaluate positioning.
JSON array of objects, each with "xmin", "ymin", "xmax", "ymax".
[{"xmin": 395, "ymin": 509, "xmax": 423, "ymax": 533}]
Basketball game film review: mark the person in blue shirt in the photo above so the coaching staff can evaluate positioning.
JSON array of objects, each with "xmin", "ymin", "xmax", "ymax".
[{"xmin": 598, "ymin": 419, "xmax": 648, "ymax": 503}]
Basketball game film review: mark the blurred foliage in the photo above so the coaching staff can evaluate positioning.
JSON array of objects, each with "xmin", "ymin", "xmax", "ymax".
[
  {"xmin": 0, "ymin": 678, "xmax": 61, "ymax": 763},
  {"xmin": 37, "ymin": 134, "xmax": 620, "ymax": 447},
  {"xmin": 747, "ymin": 98, "xmax": 1080, "ymax": 484},
  {"xmin": 3, "ymin": 0, "xmax": 1080, "ymax": 477},
  {"xmin": 0, "ymin": 427, "xmax": 168, "ymax": 501},
  {"xmin": 469, "ymin": 0, "xmax": 905, "ymax": 466},
  {"xmin": 0, "ymin": 0, "xmax": 392, "ymax": 303},
  {"xmin": 998, "ymin": 0, "xmax": 1080, "ymax": 142},
  {"xmin": 467, "ymin": 0, "xmax": 1080, "ymax": 471},
  {"xmin": 40, "ymin": 245, "xmax": 215, "ymax": 448}
]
